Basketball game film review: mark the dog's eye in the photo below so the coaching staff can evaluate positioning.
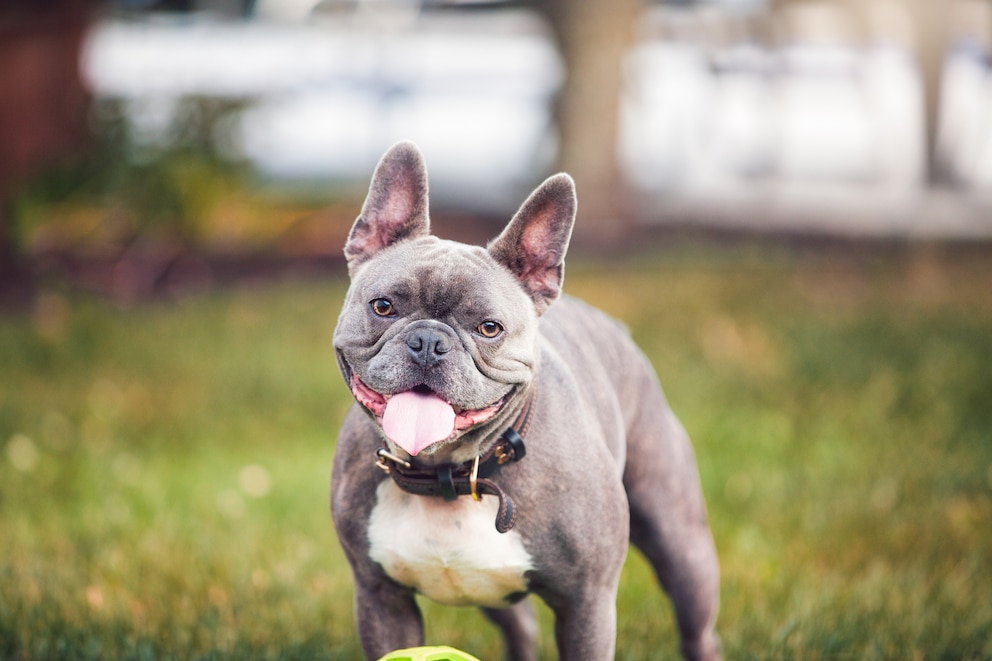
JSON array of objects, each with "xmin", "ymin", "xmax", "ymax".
[
  {"xmin": 370, "ymin": 298, "xmax": 395, "ymax": 317},
  {"xmin": 477, "ymin": 320, "xmax": 503, "ymax": 338}
]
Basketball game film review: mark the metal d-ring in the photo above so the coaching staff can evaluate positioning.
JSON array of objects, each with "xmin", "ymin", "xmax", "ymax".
[{"xmin": 376, "ymin": 448, "xmax": 411, "ymax": 473}]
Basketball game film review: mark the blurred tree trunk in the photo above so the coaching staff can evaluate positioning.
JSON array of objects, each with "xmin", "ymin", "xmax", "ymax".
[
  {"xmin": 771, "ymin": 0, "xmax": 950, "ymax": 183},
  {"xmin": 893, "ymin": 0, "xmax": 949, "ymax": 183},
  {"xmin": 0, "ymin": 0, "xmax": 93, "ymax": 293},
  {"xmin": 532, "ymin": 0, "xmax": 644, "ymax": 247}
]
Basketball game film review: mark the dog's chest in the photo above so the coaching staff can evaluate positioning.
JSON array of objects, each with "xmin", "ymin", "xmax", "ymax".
[{"xmin": 367, "ymin": 480, "xmax": 533, "ymax": 608}]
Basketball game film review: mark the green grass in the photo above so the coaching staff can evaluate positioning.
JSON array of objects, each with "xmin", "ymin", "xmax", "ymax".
[{"xmin": 2, "ymin": 245, "xmax": 991, "ymax": 660}]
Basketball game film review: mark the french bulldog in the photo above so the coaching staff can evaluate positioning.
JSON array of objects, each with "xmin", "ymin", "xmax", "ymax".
[{"xmin": 330, "ymin": 142, "xmax": 721, "ymax": 661}]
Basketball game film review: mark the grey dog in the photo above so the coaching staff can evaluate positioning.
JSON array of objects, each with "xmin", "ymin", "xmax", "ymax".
[{"xmin": 330, "ymin": 142, "xmax": 721, "ymax": 660}]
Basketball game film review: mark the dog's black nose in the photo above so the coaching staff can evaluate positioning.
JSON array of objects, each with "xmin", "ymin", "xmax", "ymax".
[{"xmin": 406, "ymin": 326, "xmax": 452, "ymax": 367}]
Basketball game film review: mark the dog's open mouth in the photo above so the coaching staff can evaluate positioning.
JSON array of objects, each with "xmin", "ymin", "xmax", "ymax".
[{"xmin": 350, "ymin": 376, "xmax": 504, "ymax": 456}]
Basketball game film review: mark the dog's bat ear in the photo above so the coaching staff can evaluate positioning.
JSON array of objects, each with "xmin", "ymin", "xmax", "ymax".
[
  {"xmin": 487, "ymin": 173, "xmax": 576, "ymax": 315},
  {"xmin": 345, "ymin": 141, "xmax": 430, "ymax": 271}
]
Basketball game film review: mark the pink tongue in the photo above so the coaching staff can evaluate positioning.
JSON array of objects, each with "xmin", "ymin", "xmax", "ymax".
[{"xmin": 382, "ymin": 391, "xmax": 456, "ymax": 456}]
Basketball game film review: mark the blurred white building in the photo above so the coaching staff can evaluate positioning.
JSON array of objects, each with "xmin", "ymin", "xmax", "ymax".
[{"xmin": 83, "ymin": 0, "xmax": 992, "ymax": 232}]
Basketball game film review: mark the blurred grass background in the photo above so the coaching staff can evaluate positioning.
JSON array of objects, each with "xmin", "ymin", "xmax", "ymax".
[
  {"xmin": 2, "ymin": 243, "xmax": 991, "ymax": 660},
  {"xmin": 4, "ymin": 2, "xmax": 992, "ymax": 658}
]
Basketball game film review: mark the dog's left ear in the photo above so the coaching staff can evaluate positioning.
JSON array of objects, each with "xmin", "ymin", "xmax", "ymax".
[
  {"xmin": 488, "ymin": 173, "xmax": 576, "ymax": 315},
  {"xmin": 345, "ymin": 141, "xmax": 430, "ymax": 272}
]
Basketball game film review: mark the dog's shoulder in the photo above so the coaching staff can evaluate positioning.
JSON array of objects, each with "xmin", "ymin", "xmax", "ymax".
[
  {"xmin": 539, "ymin": 294, "xmax": 643, "ymax": 366},
  {"xmin": 542, "ymin": 293, "xmax": 630, "ymax": 336},
  {"xmin": 538, "ymin": 293, "xmax": 663, "ymax": 417}
]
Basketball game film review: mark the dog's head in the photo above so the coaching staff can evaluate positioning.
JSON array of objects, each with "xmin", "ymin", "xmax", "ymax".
[{"xmin": 333, "ymin": 142, "xmax": 575, "ymax": 462}]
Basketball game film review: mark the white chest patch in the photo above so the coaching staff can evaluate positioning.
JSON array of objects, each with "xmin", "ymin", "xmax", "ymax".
[{"xmin": 367, "ymin": 480, "xmax": 533, "ymax": 608}]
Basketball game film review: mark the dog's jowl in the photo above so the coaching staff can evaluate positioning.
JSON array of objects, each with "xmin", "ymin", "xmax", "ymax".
[{"xmin": 330, "ymin": 142, "xmax": 721, "ymax": 661}]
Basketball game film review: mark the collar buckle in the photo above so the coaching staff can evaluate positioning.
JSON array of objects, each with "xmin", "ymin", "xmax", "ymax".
[{"xmin": 495, "ymin": 428, "xmax": 527, "ymax": 465}]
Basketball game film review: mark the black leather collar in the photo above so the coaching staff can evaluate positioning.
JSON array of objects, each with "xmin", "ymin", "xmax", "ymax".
[{"xmin": 374, "ymin": 389, "xmax": 534, "ymax": 533}]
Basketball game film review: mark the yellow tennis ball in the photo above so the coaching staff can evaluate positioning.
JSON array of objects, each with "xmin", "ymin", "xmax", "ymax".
[{"xmin": 376, "ymin": 645, "xmax": 483, "ymax": 661}]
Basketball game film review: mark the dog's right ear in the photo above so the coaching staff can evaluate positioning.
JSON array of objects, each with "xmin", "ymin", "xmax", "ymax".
[{"xmin": 344, "ymin": 141, "xmax": 430, "ymax": 272}]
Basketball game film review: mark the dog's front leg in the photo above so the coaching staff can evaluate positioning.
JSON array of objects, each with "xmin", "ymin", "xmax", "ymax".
[
  {"xmin": 552, "ymin": 590, "xmax": 619, "ymax": 661},
  {"xmin": 354, "ymin": 578, "xmax": 424, "ymax": 659}
]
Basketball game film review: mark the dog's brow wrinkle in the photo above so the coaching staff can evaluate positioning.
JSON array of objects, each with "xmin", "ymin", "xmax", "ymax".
[{"xmin": 413, "ymin": 263, "xmax": 472, "ymax": 319}]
